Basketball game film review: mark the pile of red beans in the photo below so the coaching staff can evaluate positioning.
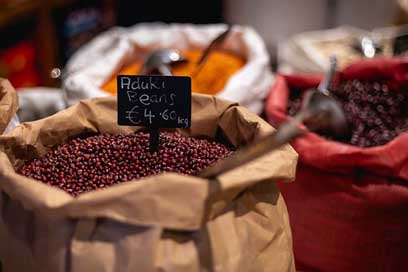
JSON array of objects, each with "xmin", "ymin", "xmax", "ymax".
[
  {"xmin": 287, "ymin": 79, "xmax": 408, "ymax": 147},
  {"xmin": 19, "ymin": 132, "xmax": 234, "ymax": 196}
]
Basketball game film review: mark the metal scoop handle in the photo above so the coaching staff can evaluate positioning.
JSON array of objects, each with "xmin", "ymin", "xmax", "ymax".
[
  {"xmin": 193, "ymin": 25, "xmax": 232, "ymax": 77},
  {"xmin": 199, "ymin": 113, "xmax": 307, "ymax": 179},
  {"xmin": 318, "ymin": 55, "xmax": 337, "ymax": 95}
]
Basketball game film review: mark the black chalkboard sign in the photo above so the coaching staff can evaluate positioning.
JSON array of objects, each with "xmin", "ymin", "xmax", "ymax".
[{"xmin": 117, "ymin": 75, "xmax": 191, "ymax": 128}]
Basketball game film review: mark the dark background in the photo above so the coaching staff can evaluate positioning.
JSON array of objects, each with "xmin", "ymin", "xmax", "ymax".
[
  {"xmin": 117, "ymin": 0, "xmax": 223, "ymax": 26},
  {"xmin": 0, "ymin": 0, "xmax": 224, "ymax": 88}
]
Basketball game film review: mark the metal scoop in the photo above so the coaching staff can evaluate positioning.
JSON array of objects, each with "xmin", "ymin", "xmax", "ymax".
[
  {"xmin": 193, "ymin": 25, "xmax": 232, "ymax": 76},
  {"xmin": 199, "ymin": 55, "xmax": 347, "ymax": 179},
  {"xmin": 140, "ymin": 25, "xmax": 232, "ymax": 77},
  {"xmin": 139, "ymin": 49, "xmax": 186, "ymax": 76},
  {"xmin": 302, "ymin": 56, "xmax": 348, "ymax": 136}
]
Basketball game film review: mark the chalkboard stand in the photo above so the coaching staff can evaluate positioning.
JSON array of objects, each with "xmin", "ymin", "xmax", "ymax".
[
  {"xmin": 149, "ymin": 128, "xmax": 160, "ymax": 152},
  {"xmin": 117, "ymin": 75, "xmax": 191, "ymax": 153}
]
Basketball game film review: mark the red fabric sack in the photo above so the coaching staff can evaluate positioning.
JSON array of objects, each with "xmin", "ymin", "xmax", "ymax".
[{"xmin": 266, "ymin": 58, "xmax": 408, "ymax": 272}]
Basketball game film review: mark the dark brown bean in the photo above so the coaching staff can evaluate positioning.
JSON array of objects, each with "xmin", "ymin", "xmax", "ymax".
[
  {"xmin": 19, "ymin": 132, "xmax": 234, "ymax": 196},
  {"xmin": 287, "ymin": 79, "xmax": 408, "ymax": 147}
]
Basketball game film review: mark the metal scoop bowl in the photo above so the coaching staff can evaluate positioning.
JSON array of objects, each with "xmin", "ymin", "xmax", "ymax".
[{"xmin": 140, "ymin": 49, "xmax": 186, "ymax": 76}]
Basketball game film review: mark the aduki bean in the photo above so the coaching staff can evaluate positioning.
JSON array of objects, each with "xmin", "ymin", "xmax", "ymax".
[
  {"xmin": 287, "ymin": 80, "xmax": 408, "ymax": 147},
  {"xmin": 19, "ymin": 132, "xmax": 234, "ymax": 196}
]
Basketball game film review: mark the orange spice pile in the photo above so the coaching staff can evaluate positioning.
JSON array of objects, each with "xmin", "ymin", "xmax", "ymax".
[{"xmin": 102, "ymin": 49, "xmax": 245, "ymax": 95}]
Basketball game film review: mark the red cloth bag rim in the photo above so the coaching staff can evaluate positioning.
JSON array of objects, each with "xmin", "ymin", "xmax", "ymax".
[{"xmin": 266, "ymin": 57, "xmax": 408, "ymax": 180}]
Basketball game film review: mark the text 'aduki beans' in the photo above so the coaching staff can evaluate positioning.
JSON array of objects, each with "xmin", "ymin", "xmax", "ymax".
[
  {"xmin": 287, "ymin": 79, "xmax": 408, "ymax": 147},
  {"xmin": 19, "ymin": 132, "xmax": 234, "ymax": 196}
]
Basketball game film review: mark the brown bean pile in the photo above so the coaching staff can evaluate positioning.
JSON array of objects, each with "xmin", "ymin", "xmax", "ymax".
[
  {"xmin": 18, "ymin": 132, "xmax": 234, "ymax": 196},
  {"xmin": 287, "ymin": 79, "xmax": 408, "ymax": 147}
]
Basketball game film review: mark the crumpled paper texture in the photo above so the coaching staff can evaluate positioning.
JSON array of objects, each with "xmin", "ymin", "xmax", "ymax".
[
  {"xmin": 0, "ymin": 94, "xmax": 297, "ymax": 272},
  {"xmin": 0, "ymin": 79, "xmax": 18, "ymax": 134}
]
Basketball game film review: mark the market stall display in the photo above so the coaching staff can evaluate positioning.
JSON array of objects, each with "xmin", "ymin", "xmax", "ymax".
[
  {"xmin": 0, "ymin": 92, "xmax": 298, "ymax": 272},
  {"xmin": 4, "ymin": 2, "xmax": 408, "ymax": 271},
  {"xmin": 265, "ymin": 58, "xmax": 408, "ymax": 272},
  {"xmin": 64, "ymin": 23, "xmax": 273, "ymax": 114}
]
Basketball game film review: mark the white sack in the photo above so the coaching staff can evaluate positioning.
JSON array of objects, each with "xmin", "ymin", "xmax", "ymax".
[{"xmin": 64, "ymin": 23, "xmax": 273, "ymax": 114}]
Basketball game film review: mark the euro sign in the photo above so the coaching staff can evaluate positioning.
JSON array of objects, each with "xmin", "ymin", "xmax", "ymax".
[{"xmin": 125, "ymin": 105, "xmax": 141, "ymax": 125}]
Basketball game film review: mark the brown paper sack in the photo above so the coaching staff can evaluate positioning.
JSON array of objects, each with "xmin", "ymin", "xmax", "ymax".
[
  {"xmin": 0, "ymin": 87, "xmax": 298, "ymax": 272},
  {"xmin": 0, "ymin": 79, "xmax": 18, "ymax": 134}
]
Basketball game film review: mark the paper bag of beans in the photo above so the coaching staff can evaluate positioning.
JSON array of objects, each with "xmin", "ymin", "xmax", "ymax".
[
  {"xmin": 0, "ymin": 79, "xmax": 19, "ymax": 134},
  {"xmin": 63, "ymin": 23, "xmax": 273, "ymax": 114},
  {"xmin": 265, "ymin": 58, "xmax": 408, "ymax": 272},
  {"xmin": 0, "ymin": 94, "xmax": 298, "ymax": 272}
]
